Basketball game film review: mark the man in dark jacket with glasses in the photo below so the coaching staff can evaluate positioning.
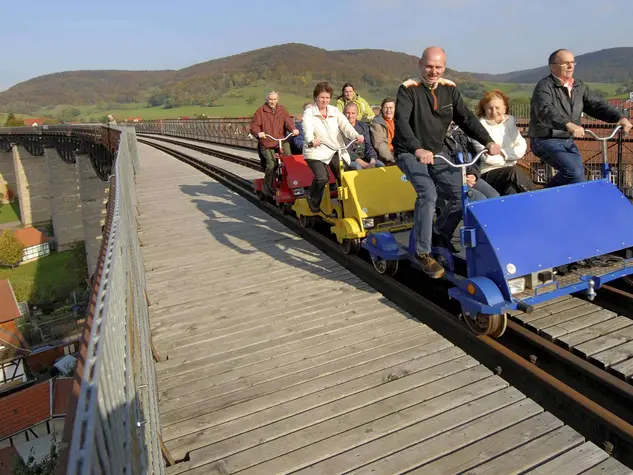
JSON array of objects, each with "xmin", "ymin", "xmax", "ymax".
[{"xmin": 528, "ymin": 48, "xmax": 632, "ymax": 188}]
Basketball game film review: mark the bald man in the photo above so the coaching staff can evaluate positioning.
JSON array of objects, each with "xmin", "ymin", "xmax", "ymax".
[
  {"xmin": 529, "ymin": 48, "xmax": 632, "ymax": 188},
  {"xmin": 393, "ymin": 46, "xmax": 501, "ymax": 279}
]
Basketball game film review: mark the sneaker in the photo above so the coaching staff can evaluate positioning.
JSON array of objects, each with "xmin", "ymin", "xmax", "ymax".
[{"xmin": 415, "ymin": 253, "xmax": 445, "ymax": 279}]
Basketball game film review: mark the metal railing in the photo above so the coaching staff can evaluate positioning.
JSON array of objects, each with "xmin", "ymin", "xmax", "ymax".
[{"xmin": 64, "ymin": 127, "xmax": 164, "ymax": 474}]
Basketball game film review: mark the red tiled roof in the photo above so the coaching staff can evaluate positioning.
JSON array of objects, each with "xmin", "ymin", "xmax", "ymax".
[
  {"xmin": 0, "ymin": 377, "xmax": 74, "ymax": 440},
  {"xmin": 0, "ymin": 320, "xmax": 29, "ymax": 363},
  {"xmin": 53, "ymin": 377, "xmax": 74, "ymax": 416},
  {"xmin": 0, "ymin": 381, "xmax": 50, "ymax": 439},
  {"xmin": 0, "ymin": 280, "xmax": 20, "ymax": 323},
  {"xmin": 23, "ymin": 118, "xmax": 46, "ymax": 127},
  {"xmin": 12, "ymin": 227, "xmax": 50, "ymax": 248}
]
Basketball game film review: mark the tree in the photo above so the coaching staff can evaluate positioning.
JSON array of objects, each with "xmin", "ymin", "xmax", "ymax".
[
  {"xmin": 0, "ymin": 230, "xmax": 25, "ymax": 268},
  {"xmin": 4, "ymin": 113, "xmax": 25, "ymax": 127}
]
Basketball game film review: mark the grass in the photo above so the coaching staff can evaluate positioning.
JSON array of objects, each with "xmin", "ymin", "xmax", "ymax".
[
  {"xmin": 0, "ymin": 200, "xmax": 20, "ymax": 224},
  {"xmin": 0, "ymin": 250, "xmax": 87, "ymax": 304}
]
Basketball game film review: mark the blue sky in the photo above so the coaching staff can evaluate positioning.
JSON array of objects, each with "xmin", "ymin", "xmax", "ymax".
[{"xmin": 0, "ymin": 0, "xmax": 629, "ymax": 92}]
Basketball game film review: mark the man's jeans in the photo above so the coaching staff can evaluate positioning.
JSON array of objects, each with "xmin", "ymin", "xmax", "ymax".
[
  {"xmin": 348, "ymin": 159, "xmax": 386, "ymax": 170},
  {"xmin": 396, "ymin": 152, "xmax": 488, "ymax": 254},
  {"xmin": 530, "ymin": 138, "xmax": 585, "ymax": 187}
]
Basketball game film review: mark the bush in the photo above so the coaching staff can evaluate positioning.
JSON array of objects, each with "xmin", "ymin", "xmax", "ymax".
[
  {"xmin": 12, "ymin": 433, "xmax": 58, "ymax": 474},
  {"xmin": 0, "ymin": 230, "xmax": 24, "ymax": 268}
]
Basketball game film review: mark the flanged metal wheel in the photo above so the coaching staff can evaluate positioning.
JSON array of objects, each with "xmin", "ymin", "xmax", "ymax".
[
  {"xmin": 341, "ymin": 238, "xmax": 361, "ymax": 255},
  {"xmin": 464, "ymin": 313, "xmax": 507, "ymax": 338},
  {"xmin": 299, "ymin": 215, "xmax": 314, "ymax": 228},
  {"xmin": 371, "ymin": 257, "xmax": 399, "ymax": 276}
]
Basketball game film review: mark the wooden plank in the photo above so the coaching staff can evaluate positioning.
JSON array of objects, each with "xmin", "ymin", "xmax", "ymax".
[
  {"xmin": 169, "ymin": 350, "xmax": 480, "ymax": 473},
  {"xmin": 155, "ymin": 312, "xmax": 418, "ymax": 382},
  {"xmin": 157, "ymin": 296, "xmax": 392, "ymax": 358},
  {"xmin": 292, "ymin": 388, "xmax": 529, "ymax": 475},
  {"xmin": 461, "ymin": 425, "xmax": 584, "ymax": 474},
  {"xmin": 168, "ymin": 339, "xmax": 460, "ymax": 460},
  {"xmin": 590, "ymin": 341, "xmax": 633, "ymax": 369},
  {"xmin": 556, "ymin": 317, "xmax": 633, "ymax": 349},
  {"xmin": 156, "ymin": 306, "xmax": 417, "ymax": 379},
  {"xmin": 158, "ymin": 321, "xmax": 425, "ymax": 414},
  {"xmin": 542, "ymin": 310, "xmax": 616, "ymax": 341},
  {"xmin": 580, "ymin": 456, "xmax": 633, "ymax": 475},
  {"xmin": 611, "ymin": 357, "xmax": 633, "ymax": 380},
  {"xmin": 508, "ymin": 295, "xmax": 572, "ymax": 317},
  {"xmin": 408, "ymin": 421, "xmax": 579, "ymax": 474},
  {"xmin": 158, "ymin": 315, "xmax": 416, "ymax": 391},
  {"xmin": 160, "ymin": 317, "xmax": 415, "ymax": 395},
  {"xmin": 512, "ymin": 298, "xmax": 588, "ymax": 325},
  {"xmin": 573, "ymin": 324, "xmax": 633, "ymax": 358},
  {"xmin": 524, "ymin": 441, "xmax": 609, "ymax": 474},
  {"xmin": 160, "ymin": 332, "xmax": 445, "ymax": 430},
  {"xmin": 166, "ymin": 342, "xmax": 466, "ymax": 463},
  {"xmin": 347, "ymin": 411, "xmax": 560, "ymax": 474},
  {"xmin": 525, "ymin": 304, "xmax": 602, "ymax": 331},
  {"xmin": 187, "ymin": 370, "xmax": 506, "ymax": 475}
]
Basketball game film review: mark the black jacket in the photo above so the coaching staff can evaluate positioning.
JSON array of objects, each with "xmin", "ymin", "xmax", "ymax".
[
  {"xmin": 393, "ymin": 79, "xmax": 493, "ymax": 156},
  {"xmin": 442, "ymin": 125, "xmax": 482, "ymax": 177},
  {"xmin": 528, "ymin": 74, "xmax": 623, "ymax": 138}
]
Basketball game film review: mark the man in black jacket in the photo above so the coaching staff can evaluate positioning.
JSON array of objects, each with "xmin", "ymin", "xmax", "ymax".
[
  {"xmin": 393, "ymin": 46, "xmax": 501, "ymax": 279},
  {"xmin": 529, "ymin": 49, "xmax": 631, "ymax": 188}
]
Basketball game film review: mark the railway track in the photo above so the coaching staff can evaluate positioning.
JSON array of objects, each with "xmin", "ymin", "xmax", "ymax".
[{"xmin": 138, "ymin": 137, "xmax": 633, "ymax": 469}]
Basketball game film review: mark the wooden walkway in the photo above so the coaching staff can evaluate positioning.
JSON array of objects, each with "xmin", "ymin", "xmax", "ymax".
[
  {"xmin": 136, "ymin": 142, "xmax": 632, "ymax": 475},
  {"xmin": 510, "ymin": 295, "xmax": 633, "ymax": 380}
]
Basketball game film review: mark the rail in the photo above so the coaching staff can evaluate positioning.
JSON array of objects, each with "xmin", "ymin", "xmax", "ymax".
[{"xmin": 56, "ymin": 127, "xmax": 165, "ymax": 474}]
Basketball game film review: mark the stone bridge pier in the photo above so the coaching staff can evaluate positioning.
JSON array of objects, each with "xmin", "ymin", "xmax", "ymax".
[{"xmin": 2, "ymin": 141, "xmax": 110, "ymax": 276}]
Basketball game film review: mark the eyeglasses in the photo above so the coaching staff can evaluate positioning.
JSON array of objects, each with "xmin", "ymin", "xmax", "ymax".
[{"xmin": 551, "ymin": 61, "xmax": 576, "ymax": 67}]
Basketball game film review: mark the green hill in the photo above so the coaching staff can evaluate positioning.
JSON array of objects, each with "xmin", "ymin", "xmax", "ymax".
[{"xmin": 0, "ymin": 43, "xmax": 630, "ymax": 121}]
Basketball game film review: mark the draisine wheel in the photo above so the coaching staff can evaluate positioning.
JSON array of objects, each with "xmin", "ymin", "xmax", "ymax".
[
  {"xmin": 464, "ymin": 313, "xmax": 507, "ymax": 338},
  {"xmin": 299, "ymin": 215, "xmax": 315, "ymax": 228},
  {"xmin": 371, "ymin": 257, "xmax": 399, "ymax": 276},
  {"xmin": 279, "ymin": 202, "xmax": 292, "ymax": 215},
  {"xmin": 340, "ymin": 238, "xmax": 361, "ymax": 255}
]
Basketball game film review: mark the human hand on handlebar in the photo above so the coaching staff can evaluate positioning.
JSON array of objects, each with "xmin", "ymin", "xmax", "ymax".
[
  {"xmin": 486, "ymin": 142, "xmax": 502, "ymax": 156},
  {"xmin": 257, "ymin": 132, "xmax": 266, "ymax": 139},
  {"xmin": 466, "ymin": 174, "xmax": 477, "ymax": 187},
  {"xmin": 311, "ymin": 138, "xmax": 321, "ymax": 147},
  {"xmin": 356, "ymin": 135, "xmax": 365, "ymax": 144},
  {"xmin": 566, "ymin": 123, "xmax": 585, "ymax": 138},
  {"xmin": 415, "ymin": 148, "xmax": 434, "ymax": 164},
  {"xmin": 292, "ymin": 129, "xmax": 300, "ymax": 136},
  {"xmin": 617, "ymin": 118, "xmax": 632, "ymax": 135}
]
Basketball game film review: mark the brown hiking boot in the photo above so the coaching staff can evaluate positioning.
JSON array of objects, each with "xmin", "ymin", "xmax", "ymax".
[{"xmin": 415, "ymin": 253, "xmax": 445, "ymax": 279}]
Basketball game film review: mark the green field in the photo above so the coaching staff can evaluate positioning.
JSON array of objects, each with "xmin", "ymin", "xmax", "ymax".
[
  {"xmin": 0, "ymin": 201, "xmax": 21, "ymax": 224},
  {"xmin": 2, "ymin": 81, "xmax": 629, "ymax": 123},
  {"xmin": 0, "ymin": 249, "xmax": 86, "ymax": 304}
]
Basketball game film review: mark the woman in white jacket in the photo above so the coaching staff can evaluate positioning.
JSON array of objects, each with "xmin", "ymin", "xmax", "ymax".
[
  {"xmin": 474, "ymin": 90, "xmax": 537, "ymax": 195},
  {"xmin": 303, "ymin": 81, "xmax": 364, "ymax": 213}
]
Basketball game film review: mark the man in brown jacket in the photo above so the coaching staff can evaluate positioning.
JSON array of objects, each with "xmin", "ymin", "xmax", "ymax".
[{"xmin": 250, "ymin": 91, "xmax": 299, "ymax": 197}]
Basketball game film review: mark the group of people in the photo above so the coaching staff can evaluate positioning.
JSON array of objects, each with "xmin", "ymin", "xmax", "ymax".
[
  {"xmin": 250, "ymin": 46, "xmax": 632, "ymax": 279},
  {"xmin": 249, "ymin": 84, "xmax": 396, "ymax": 200}
]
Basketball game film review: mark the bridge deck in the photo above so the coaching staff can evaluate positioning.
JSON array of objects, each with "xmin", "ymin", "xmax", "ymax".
[{"xmin": 136, "ymin": 143, "xmax": 630, "ymax": 475}]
